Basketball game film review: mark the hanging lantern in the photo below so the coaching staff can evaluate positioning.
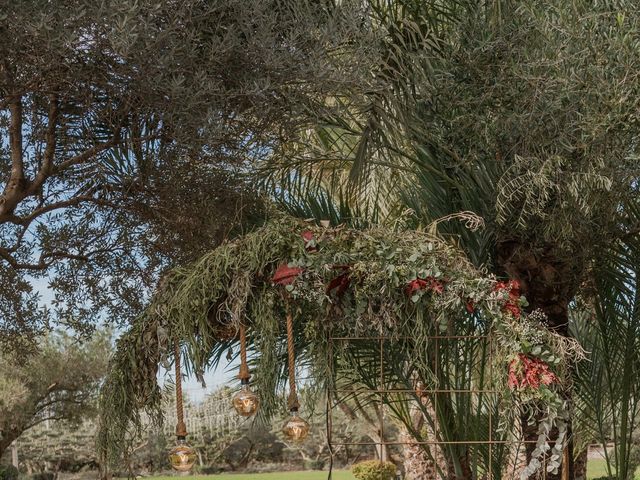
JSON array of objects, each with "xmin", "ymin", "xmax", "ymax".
[
  {"xmin": 169, "ymin": 442, "xmax": 197, "ymax": 472},
  {"xmin": 232, "ymin": 323, "xmax": 260, "ymax": 417},
  {"xmin": 233, "ymin": 382, "xmax": 260, "ymax": 417},
  {"xmin": 281, "ymin": 300, "xmax": 310, "ymax": 441},
  {"xmin": 168, "ymin": 342, "xmax": 196, "ymax": 472},
  {"xmin": 282, "ymin": 412, "xmax": 310, "ymax": 442}
]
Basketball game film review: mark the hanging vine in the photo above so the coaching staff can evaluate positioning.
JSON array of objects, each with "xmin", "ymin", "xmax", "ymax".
[{"xmin": 97, "ymin": 215, "xmax": 582, "ymax": 478}]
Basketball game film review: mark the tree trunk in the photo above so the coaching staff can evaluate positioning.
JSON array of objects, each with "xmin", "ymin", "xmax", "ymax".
[
  {"xmin": 337, "ymin": 400, "xmax": 389, "ymax": 462},
  {"xmin": 98, "ymin": 462, "xmax": 112, "ymax": 480},
  {"xmin": 11, "ymin": 441, "xmax": 18, "ymax": 468},
  {"xmin": 366, "ymin": 426, "xmax": 388, "ymax": 463},
  {"xmin": 401, "ymin": 394, "xmax": 449, "ymax": 479},
  {"xmin": 401, "ymin": 425, "xmax": 444, "ymax": 480},
  {"xmin": 0, "ymin": 429, "xmax": 20, "ymax": 461},
  {"xmin": 374, "ymin": 404, "xmax": 389, "ymax": 463},
  {"xmin": 574, "ymin": 447, "xmax": 587, "ymax": 480},
  {"xmin": 497, "ymin": 240, "xmax": 584, "ymax": 480}
]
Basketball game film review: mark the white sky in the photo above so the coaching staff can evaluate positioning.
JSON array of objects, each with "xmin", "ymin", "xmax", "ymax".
[{"xmin": 30, "ymin": 275, "xmax": 237, "ymax": 403}]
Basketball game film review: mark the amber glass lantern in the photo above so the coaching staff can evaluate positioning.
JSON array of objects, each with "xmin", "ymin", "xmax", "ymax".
[
  {"xmin": 168, "ymin": 342, "xmax": 197, "ymax": 472},
  {"xmin": 282, "ymin": 410, "xmax": 310, "ymax": 442},
  {"xmin": 279, "ymin": 297, "xmax": 310, "ymax": 442},
  {"xmin": 233, "ymin": 323, "xmax": 260, "ymax": 417},
  {"xmin": 169, "ymin": 440, "xmax": 197, "ymax": 472},
  {"xmin": 232, "ymin": 380, "xmax": 260, "ymax": 417}
]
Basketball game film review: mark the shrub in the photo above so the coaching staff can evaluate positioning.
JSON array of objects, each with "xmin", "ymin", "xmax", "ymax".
[
  {"xmin": 304, "ymin": 459, "xmax": 325, "ymax": 470},
  {"xmin": 352, "ymin": 460, "xmax": 396, "ymax": 480},
  {"xmin": 29, "ymin": 473, "xmax": 55, "ymax": 480},
  {"xmin": 0, "ymin": 465, "xmax": 19, "ymax": 480}
]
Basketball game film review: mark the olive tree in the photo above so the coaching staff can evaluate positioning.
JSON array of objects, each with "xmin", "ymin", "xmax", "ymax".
[
  {"xmin": 0, "ymin": 330, "xmax": 111, "ymax": 457},
  {"xmin": 0, "ymin": 0, "xmax": 371, "ymax": 344}
]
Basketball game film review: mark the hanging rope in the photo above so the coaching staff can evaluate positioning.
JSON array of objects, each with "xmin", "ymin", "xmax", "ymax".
[
  {"xmin": 174, "ymin": 342, "xmax": 187, "ymax": 438},
  {"xmin": 238, "ymin": 323, "xmax": 250, "ymax": 383},
  {"xmin": 285, "ymin": 302, "xmax": 300, "ymax": 411}
]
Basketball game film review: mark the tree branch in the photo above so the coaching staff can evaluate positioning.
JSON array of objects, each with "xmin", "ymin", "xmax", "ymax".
[
  {"xmin": 54, "ymin": 133, "xmax": 124, "ymax": 172},
  {"xmin": 0, "ymin": 246, "xmax": 92, "ymax": 271},
  {"xmin": 0, "ymin": 189, "xmax": 121, "ymax": 264},
  {"xmin": 8, "ymin": 97, "xmax": 24, "ymax": 181},
  {"xmin": 21, "ymin": 195, "xmax": 120, "ymax": 224},
  {"xmin": 0, "ymin": 93, "xmax": 27, "ymax": 216},
  {"xmin": 25, "ymin": 414, "xmax": 73, "ymax": 431},
  {"xmin": 34, "ymin": 394, "xmax": 88, "ymax": 416},
  {"xmin": 29, "ymin": 94, "xmax": 59, "ymax": 195}
]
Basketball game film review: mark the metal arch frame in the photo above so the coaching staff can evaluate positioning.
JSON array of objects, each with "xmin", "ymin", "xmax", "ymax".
[{"xmin": 325, "ymin": 330, "xmax": 556, "ymax": 480}]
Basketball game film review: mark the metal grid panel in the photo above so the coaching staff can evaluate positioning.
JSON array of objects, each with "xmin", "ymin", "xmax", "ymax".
[{"xmin": 326, "ymin": 328, "xmax": 553, "ymax": 480}]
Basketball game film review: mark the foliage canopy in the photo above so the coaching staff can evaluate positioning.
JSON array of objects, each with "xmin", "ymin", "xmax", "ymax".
[
  {"xmin": 0, "ymin": 330, "xmax": 111, "ymax": 456},
  {"xmin": 98, "ymin": 216, "xmax": 581, "ymax": 477},
  {"xmin": 0, "ymin": 0, "xmax": 372, "ymax": 342}
]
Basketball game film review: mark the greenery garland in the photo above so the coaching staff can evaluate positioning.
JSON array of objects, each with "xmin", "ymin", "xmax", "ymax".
[{"xmin": 98, "ymin": 215, "xmax": 582, "ymax": 478}]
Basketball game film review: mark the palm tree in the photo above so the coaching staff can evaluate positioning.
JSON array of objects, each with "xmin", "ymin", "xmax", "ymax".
[
  {"xmin": 260, "ymin": 1, "xmax": 640, "ymax": 478},
  {"xmin": 572, "ymin": 211, "xmax": 640, "ymax": 480}
]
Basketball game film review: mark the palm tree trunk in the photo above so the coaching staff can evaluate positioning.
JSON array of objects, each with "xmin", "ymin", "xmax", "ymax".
[
  {"xmin": 401, "ymin": 427, "xmax": 438, "ymax": 480},
  {"xmin": 497, "ymin": 240, "xmax": 583, "ymax": 480},
  {"xmin": 447, "ymin": 451, "xmax": 472, "ymax": 480},
  {"xmin": 574, "ymin": 447, "xmax": 588, "ymax": 480},
  {"xmin": 0, "ymin": 429, "xmax": 20, "ymax": 461},
  {"xmin": 401, "ymin": 394, "xmax": 449, "ymax": 479}
]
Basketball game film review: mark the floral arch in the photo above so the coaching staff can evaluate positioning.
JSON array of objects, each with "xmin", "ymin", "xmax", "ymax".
[{"xmin": 97, "ymin": 216, "xmax": 580, "ymax": 479}]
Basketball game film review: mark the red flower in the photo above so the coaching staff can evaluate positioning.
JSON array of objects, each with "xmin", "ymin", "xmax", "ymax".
[
  {"xmin": 406, "ymin": 277, "xmax": 445, "ymax": 296},
  {"xmin": 540, "ymin": 369, "xmax": 558, "ymax": 386},
  {"xmin": 406, "ymin": 278, "xmax": 428, "ymax": 296},
  {"xmin": 525, "ymin": 364, "xmax": 541, "ymax": 389},
  {"xmin": 428, "ymin": 277, "xmax": 445, "ymax": 294},
  {"xmin": 301, "ymin": 230, "xmax": 318, "ymax": 252},
  {"xmin": 494, "ymin": 279, "xmax": 520, "ymax": 296},
  {"xmin": 495, "ymin": 279, "xmax": 522, "ymax": 318},
  {"xmin": 504, "ymin": 302, "xmax": 521, "ymax": 318},
  {"xmin": 326, "ymin": 265, "xmax": 351, "ymax": 297},
  {"xmin": 465, "ymin": 299, "xmax": 476, "ymax": 314},
  {"xmin": 508, "ymin": 353, "xmax": 558, "ymax": 390},
  {"xmin": 508, "ymin": 359, "xmax": 520, "ymax": 388},
  {"xmin": 272, "ymin": 264, "xmax": 304, "ymax": 286}
]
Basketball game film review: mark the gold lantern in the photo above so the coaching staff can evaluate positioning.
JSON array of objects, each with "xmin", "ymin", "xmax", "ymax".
[
  {"xmin": 168, "ymin": 342, "xmax": 196, "ymax": 472},
  {"xmin": 232, "ymin": 323, "xmax": 260, "ymax": 417},
  {"xmin": 169, "ymin": 442, "xmax": 197, "ymax": 472},
  {"xmin": 282, "ymin": 412, "xmax": 310, "ymax": 442},
  {"xmin": 232, "ymin": 382, "xmax": 260, "ymax": 417},
  {"xmin": 281, "ymin": 300, "xmax": 310, "ymax": 441}
]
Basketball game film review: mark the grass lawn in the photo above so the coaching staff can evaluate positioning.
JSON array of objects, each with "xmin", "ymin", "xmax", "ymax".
[
  {"xmin": 587, "ymin": 458, "xmax": 611, "ymax": 479},
  {"xmin": 151, "ymin": 473, "xmax": 355, "ymax": 480},
  {"xmin": 586, "ymin": 458, "xmax": 640, "ymax": 480},
  {"xmin": 149, "ymin": 460, "xmax": 634, "ymax": 479}
]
